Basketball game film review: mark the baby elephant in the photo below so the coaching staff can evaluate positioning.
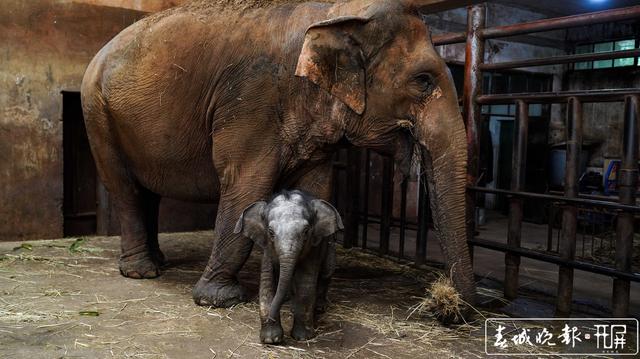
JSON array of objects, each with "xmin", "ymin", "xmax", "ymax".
[{"xmin": 234, "ymin": 190, "xmax": 343, "ymax": 344}]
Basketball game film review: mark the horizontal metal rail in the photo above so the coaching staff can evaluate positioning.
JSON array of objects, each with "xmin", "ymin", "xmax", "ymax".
[
  {"xmin": 433, "ymin": 32, "xmax": 466, "ymax": 46},
  {"xmin": 468, "ymin": 186, "xmax": 640, "ymax": 212},
  {"xmin": 477, "ymin": 89, "xmax": 640, "ymax": 104},
  {"xmin": 432, "ymin": 5, "xmax": 640, "ymax": 45},
  {"xmin": 480, "ymin": 49, "xmax": 640, "ymax": 71},
  {"xmin": 470, "ymin": 238, "xmax": 640, "ymax": 282}
]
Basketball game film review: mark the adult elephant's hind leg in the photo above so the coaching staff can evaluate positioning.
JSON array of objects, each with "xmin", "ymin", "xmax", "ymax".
[
  {"xmin": 143, "ymin": 191, "xmax": 165, "ymax": 267},
  {"xmin": 114, "ymin": 187, "xmax": 163, "ymax": 279}
]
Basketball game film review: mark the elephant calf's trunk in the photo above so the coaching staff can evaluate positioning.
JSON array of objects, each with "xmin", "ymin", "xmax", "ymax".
[{"xmin": 269, "ymin": 258, "xmax": 296, "ymax": 320}]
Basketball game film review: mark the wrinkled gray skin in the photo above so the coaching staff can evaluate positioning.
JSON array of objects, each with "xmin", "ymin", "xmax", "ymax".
[{"xmin": 234, "ymin": 190, "xmax": 343, "ymax": 344}]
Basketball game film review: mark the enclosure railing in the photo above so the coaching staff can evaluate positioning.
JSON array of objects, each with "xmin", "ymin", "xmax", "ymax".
[{"xmin": 333, "ymin": 3, "xmax": 640, "ymax": 317}]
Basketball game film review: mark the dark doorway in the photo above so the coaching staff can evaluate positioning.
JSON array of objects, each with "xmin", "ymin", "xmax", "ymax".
[{"xmin": 63, "ymin": 91, "xmax": 97, "ymax": 236}]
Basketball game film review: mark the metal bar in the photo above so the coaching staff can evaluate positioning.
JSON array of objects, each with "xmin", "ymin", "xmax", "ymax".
[
  {"xmin": 477, "ymin": 89, "xmax": 640, "ymax": 105},
  {"xmin": 612, "ymin": 95, "xmax": 639, "ymax": 317},
  {"xmin": 470, "ymin": 238, "xmax": 640, "ymax": 283},
  {"xmin": 343, "ymin": 148, "xmax": 362, "ymax": 249},
  {"xmin": 468, "ymin": 187, "xmax": 640, "ymax": 212},
  {"xmin": 556, "ymin": 97, "xmax": 582, "ymax": 316},
  {"xmin": 547, "ymin": 205, "xmax": 555, "ymax": 252},
  {"xmin": 399, "ymin": 177, "xmax": 409, "ymax": 259},
  {"xmin": 357, "ymin": 213, "xmax": 420, "ymax": 229},
  {"xmin": 463, "ymin": 3, "xmax": 486, "ymax": 244},
  {"xmin": 361, "ymin": 150, "xmax": 371, "ymax": 250},
  {"xmin": 481, "ymin": 5, "xmax": 640, "ymax": 39},
  {"xmin": 418, "ymin": 0, "xmax": 485, "ymax": 14},
  {"xmin": 415, "ymin": 173, "xmax": 429, "ymax": 265},
  {"xmin": 505, "ymin": 100, "xmax": 529, "ymax": 300},
  {"xmin": 379, "ymin": 156, "xmax": 394, "ymax": 255},
  {"xmin": 480, "ymin": 49, "xmax": 640, "ymax": 71},
  {"xmin": 433, "ymin": 31, "xmax": 466, "ymax": 46}
]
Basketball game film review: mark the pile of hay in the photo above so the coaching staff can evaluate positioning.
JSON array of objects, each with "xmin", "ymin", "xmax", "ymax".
[{"xmin": 409, "ymin": 275, "xmax": 468, "ymax": 325}]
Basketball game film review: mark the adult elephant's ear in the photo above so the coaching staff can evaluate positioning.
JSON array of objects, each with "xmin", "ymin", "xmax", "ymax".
[
  {"xmin": 234, "ymin": 202, "xmax": 268, "ymax": 248},
  {"xmin": 295, "ymin": 16, "xmax": 370, "ymax": 115}
]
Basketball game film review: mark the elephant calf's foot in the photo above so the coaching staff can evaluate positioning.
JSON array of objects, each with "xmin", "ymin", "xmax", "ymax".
[
  {"xmin": 260, "ymin": 321, "xmax": 284, "ymax": 344},
  {"xmin": 192, "ymin": 279, "xmax": 248, "ymax": 308},
  {"xmin": 291, "ymin": 322, "xmax": 315, "ymax": 341},
  {"xmin": 119, "ymin": 255, "xmax": 161, "ymax": 279}
]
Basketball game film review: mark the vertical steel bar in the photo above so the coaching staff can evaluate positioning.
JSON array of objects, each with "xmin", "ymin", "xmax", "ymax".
[
  {"xmin": 343, "ymin": 148, "xmax": 362, "ymax": 249},
  {"xmin": 399, "ymin": 177, "xmax": 408, "ymax": 259},
  {"xmin": 379, "ymin": 156, "xmax": 394, "ymax": 255},
  {"xmin": 556, "ymin": 97, "xmax": 583, "ymax": 316},
  {"xmin": 362, "ymin": 150, "xmax": 370, "ymax": 250},
  {"xmin": 505, "ymin": 100, "xmax": 529, "ymax": 299},
  {"xmin": 463, "ymin": 4, "xmax": 486, "ymax": 242},
  {"xmin": 612, "ymin": 95, "xmax": 639, "ymax": 317},
  {"xmin": 547, "ymin": 205, "xmax": 555, "ymax": 252},
  {"xmin": 415, "ymin": 172, "xmax": 429, "ymax": 265}
]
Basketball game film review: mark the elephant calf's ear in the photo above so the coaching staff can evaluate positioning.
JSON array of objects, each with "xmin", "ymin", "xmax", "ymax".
[
  {"xmin": 311, "ymin": 199, "xmax": 344, "ymax": 244},
  {"xmin": 295, "ymin": 16, "xmax": 370, "ymax": 115},
  {"xmin": 234, "ymin": 202, "xmax": 268, "ymax": 248}
]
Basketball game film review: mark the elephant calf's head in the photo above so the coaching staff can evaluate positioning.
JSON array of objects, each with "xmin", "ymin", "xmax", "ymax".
[{"xmin": 234, "ymin": 190, "xmax": 343, "ymax": 320}]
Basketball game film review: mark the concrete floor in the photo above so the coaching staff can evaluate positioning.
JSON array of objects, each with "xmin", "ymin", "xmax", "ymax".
[{"xmin": 0, "ymin": 232, "xmax": 495, "ymax": 359}]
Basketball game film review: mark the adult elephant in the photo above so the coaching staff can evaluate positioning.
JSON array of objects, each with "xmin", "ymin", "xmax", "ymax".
[{"xmin": 81, "ymin": 0, "xmax": 475, "ymax": 310}]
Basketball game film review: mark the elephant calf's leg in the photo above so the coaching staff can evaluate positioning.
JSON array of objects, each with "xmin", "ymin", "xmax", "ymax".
[
  {"xmin": 315, "ymin": 240, "xmax": 336, "ymax": 314},
  {"xmin": 291, "ymin": 261, "xmax": 321, "ymax": 341}
]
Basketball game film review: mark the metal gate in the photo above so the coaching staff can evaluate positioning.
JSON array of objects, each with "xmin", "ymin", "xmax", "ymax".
[{"xmin": 332, "ymin": 3, "xmax": 640, "ymax": 317}]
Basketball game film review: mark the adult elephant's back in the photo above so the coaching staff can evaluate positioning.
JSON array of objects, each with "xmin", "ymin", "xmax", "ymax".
[{"xmin": 81, "ymin": 1, "xmax": 332, "ymax": 202}]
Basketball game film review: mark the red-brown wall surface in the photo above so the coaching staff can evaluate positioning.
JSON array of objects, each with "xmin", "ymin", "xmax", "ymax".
[{"xmin": 0, "ymin": 0, "xmax": 212, "ymax": 241}]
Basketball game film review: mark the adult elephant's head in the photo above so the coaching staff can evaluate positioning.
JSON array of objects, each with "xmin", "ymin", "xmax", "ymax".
[{"xmin": 295, "ymin": 0, "xmax": 475, "ymax": 306}]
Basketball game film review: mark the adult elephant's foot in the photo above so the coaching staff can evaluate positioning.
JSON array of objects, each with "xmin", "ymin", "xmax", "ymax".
[
  {"xmin": 260, "ymin": 321, "xmax": 284, "ymax": 344},
  {"xmin": 192, "ymin": 279, "xmax": 248, "ymax": 308},
  {"xmin": 119, "ymin": 254, "xmax": 161, "ymax": 279},
  {"xmin": 291, "ymin": 322, "xmax": 315, "ymax": 341},
  {"xmin": 150, "ymin": 248, "xmax": 167, "ymax": 268}
]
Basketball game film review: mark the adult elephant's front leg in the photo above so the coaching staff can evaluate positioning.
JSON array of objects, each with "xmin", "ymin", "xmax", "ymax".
[
  {"xmin": 293, "ymin": 161, "xmax": 335, "ymax": 313},
  {"xmin": 192, "ymin": 175, "xmax": 274, "ymax": 308}
]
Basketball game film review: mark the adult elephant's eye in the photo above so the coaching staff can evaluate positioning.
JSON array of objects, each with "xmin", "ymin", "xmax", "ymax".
[
  {"xmin": 414, "ymin": 73, "xmax": 434, "ymax": 94},
  {"xmin": 268, "ymin": 228, "xmax": 275, "ymax": 238}
]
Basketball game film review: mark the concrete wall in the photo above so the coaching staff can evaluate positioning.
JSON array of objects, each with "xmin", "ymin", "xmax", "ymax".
[{"xmin": 0, "ymin": 0, "xmax": 205, "ymax": 241}]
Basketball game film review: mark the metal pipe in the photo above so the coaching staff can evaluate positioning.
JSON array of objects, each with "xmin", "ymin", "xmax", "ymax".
[
  {"xmin": 433, "ymin": 32, "xmax": 466, "ymax": 46},
  {"xmin": 481, "ymin": 5, "xmax": 640, "ymax": 39},
  {"xmin": 477, "ymin": 89, "xmax": 640, "ymax": 105},
  {"xmin": 463, "ymin": 3, "xmax": 486, "ymax": 245},
  {"xmin": 415, "ymin": 173, "xmax": 429, "ymax": 265},
  {"xmin": 612, "ymin": 95, "xmax": 639, "ymax": 317},
  {"xmin": 480, "ymin": 49, "xmax": 640, "ymax": 71},
  {"xmin": 556, "ymin": 97, "xmax": 582, "ymax": 316},
  {"xmin": 468, "ymin": 187, "xmax": 640, "ymax": 212},
  {"xmin": 505, "ymin": 100, "xmax": 529, "ymax": 300},
  {"xmin": 361, "ymin": 150, "xmax": 370, "ymax": 250},
  {"xmin": 379, "ymin": 156, "xmax": 393, "ymax": 255},
  {"xmin": 343, "ymin": 149, "xmax": 362, "ymax": 249},
  {"xmin": 399, "ymin": 177, "xmax": 408, "ymax": 259},
  {"xmin": 470, "ymin": 238, "xmax": 640, "ymax": 283}
]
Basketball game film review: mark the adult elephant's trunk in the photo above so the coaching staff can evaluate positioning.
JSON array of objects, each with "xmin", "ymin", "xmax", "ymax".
[
  {"xmin": 414, "ymin": 74, "xmax": 476, "ymax": 306},
  {"xmin": 269, "ymin": 256, "xmax": 297, "ymax": 320}
]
